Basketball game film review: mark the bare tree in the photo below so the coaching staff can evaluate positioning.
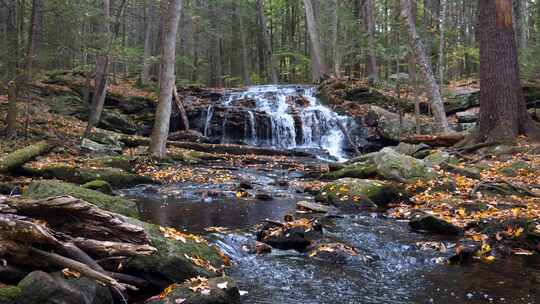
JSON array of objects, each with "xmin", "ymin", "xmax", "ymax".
[
  {"xmin": 256, "ymin": 0, "xmax": 279, "ymax": 83},
  {"xmin": 149, "ymin": 0, "xmax": 183, "ymax": 158},
  {"xmin": 303, "ymin": 0, "xmax": 326, "ymax": 81},
  {"xmin": 363, "ymin": 0, "xmax": 378, "ymax": 84},
  {"xmin": 401, "ymin": 0, "xmax": 450, "ymax": 133},
  {"xmin": 140, "ymin": 0, "xmax": 155, "ymax": 86}
]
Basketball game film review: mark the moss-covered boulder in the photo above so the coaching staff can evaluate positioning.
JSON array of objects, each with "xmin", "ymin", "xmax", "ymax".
[
  {"xmin": 22, "ymin": 165, "xmax": 154, "ymax": 188},
  {"xmin": 321, "ymin": 162, "xmax": 377, "ymax": 180},
  {"xmin": 123, "ymin": 220, "xmax": 225, "ymax": 288},
  {"xmin": 0, "ymin": 286, "xmax": 20, "ymax": 304},
  {"xmin": 81, "ymin": 180, "xmax": 113, "ymax": 195},
  {"xmin": 317, "ymin": 178, "xmax": 407, "ymax": 208},
  {"xmin": 373, "ymin": 148, "xmax": 438, "ymax": 183},
  {"xmin": 146, "ymin": 277, "xmax": 241, "ymax": 304},
  {"xmin": 16, "ymin": 271, "xmax": 113, "ymax": 304},
  {"xmin": 85, "ymin": 156, "xmax": 136, "ymax": 172},
  {"xmin": 498, "ymin": 161, "xmax": 530, "ymax": 177},
  {"xmin": 26, "ymin": 180, "xmax": 138, "ymax": 218},
  {"xmin": 424, "ymin": 151, "xmax": 459, "ymax": 167}
]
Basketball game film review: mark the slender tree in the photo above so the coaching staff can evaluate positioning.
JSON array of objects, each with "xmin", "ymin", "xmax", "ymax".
[
  {"xmin": 363, "ymin": 0, "xmax": 379, "ymax": 84},
  {"xmin": 257, "ymin": 0, "xmax": 279, "ymax": 83},
  {"xmin": 303, "ymin": 0, "xmax": 326, "ymax": 81},
  {"xmin": 140, "ymin": 0, "xmax": 156, "ymax": 86},
  {"xmin": 149, "ymin": 0, "xmax": 183, "ymax": 158},
  {"xmin": 401, "ymin": 0, "xmax": 450, "ymax": 132},
  {"xmin": 467, "ymin": 0, "xmax": 540, "ymax": 144}
]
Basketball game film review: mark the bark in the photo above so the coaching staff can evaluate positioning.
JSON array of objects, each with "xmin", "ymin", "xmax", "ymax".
[
  {"xmin": 471, "ymin": 0, "xmax": 540, "ymax": 144},
  {"xmin": 331, "ymin": 0, "xmax": 342, "ymax": 79},
  {"xmin": 303, "ymin": 0, "xmax": 326, "ymax": 82},
  {"xmin": 149, "ymin": 0, "xmax": 183, "ymax": 158},
  {"xmin": 173, "ymin": 84, "xmax": 189, "ymax": 131},
  {"xmin": 6, "ymin": 81, "xmax": 17, "ymax": 138},
  {"xmin": 363, "ymin": 0, "xmax": 379, "ymax": 84},
  {"xmin": 257, "ymin": 0, "xmax": 279, "ymax": 83},
  {"xmin": 401, "ymin": 0, "xmax": 450, "ymax": 133},
  {"xmin": 238, "ymin": 4, "xmax": 251, "ymax": 86},
  {"xmin": 438, "ymin": 0, "xmax": 447, "ymax": 84},
  {"xmin": 140, "ymin": 0, "xmax": 156, "ymax": 85}
]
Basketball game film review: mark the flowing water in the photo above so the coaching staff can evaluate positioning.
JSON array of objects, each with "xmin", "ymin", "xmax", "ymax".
[
  {"xmin": 127, "ymin": 85, "xmax": 540, "ymax": 303},
  {"xmin": 203, "ymin": 85, "xmax": 350, "ymax": 161}
]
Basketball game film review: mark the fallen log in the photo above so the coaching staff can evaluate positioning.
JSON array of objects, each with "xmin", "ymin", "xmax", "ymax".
[
  {"xmin": 0, "ymin": 140, "xmax": 56, "ymax": 174},
  {"xmin": 72, "ymin": 238, "xmax": 157, "ymax": 258},
  {"xmin": 401, "ymin": 133, "xmax": 466, "ymax": 147}
]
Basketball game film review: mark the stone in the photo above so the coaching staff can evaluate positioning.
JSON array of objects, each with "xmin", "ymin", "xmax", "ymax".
[
  {"xmin": 391, "ymin": 142, "xmax": 430, "ymax": 158},
  {"xmin": 365, "ymin": 106, "xmax": 416, "ymax": 142},
  {"xmin": 317, "ymin": 178, "xmax": 407, "ymax": 209},
  {"xmin": 16, "ymin": 271, "xmax": 113, "ymax": 304},
  {"xmin": 296, "ymin": 200, "xmax": 334, "ymax": 213},
  {"xmin": 373, "ymin": 148, "xmax": 438, "ymax": 183},
  {"xmin": 256, "ymin": 220, "xmax": 323, "ymax": 251},
  {"xmin": 80, "ymin": 138, "xmax": 122, "ymax": 155},
  {"xmin": 146, "ymin": 276, "xmax": 241, "ymax": 304},
  {"xmin": 409, "ymin": 213, "xmax": 462, "ymax": 235},
  {"xmin": 307, "ymin": 242, "xmax": 361, "ymax": 264},
  {"xmin": 424, "ymin": 151, "xmax": 458, "ymax": 167},
  {"xmin": 255, "ymin": 191, "xmax": 273, "ymax": 201},
  {"xmin": 81, "ymin": 180, "xmax": 114, "ymax": 195},
  {"xmin": 320, "ymin": 162, "xmax": 377, "ymax": 180},
  {"xmin": 98, "ymin": 110, "xmax": 138, "ymax": 135}
]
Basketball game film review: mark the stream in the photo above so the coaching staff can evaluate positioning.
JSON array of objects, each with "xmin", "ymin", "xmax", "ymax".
[{"xmin": 125, "ymin": 86, "xmax": 540, "ymax": 304}]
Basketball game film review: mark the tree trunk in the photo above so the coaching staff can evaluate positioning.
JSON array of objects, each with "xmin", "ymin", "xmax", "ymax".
[
  {"xmin": 303, "ymin": 0, "xmax": 326, "ymax": 82},
  {"xmin": 363, "ymin": 0, "xmax": 379, "ymax": 84},
  {"xmin": 401, "ymin": 0, "xmax": 450, "ymax": 133},
  {"xmin": 239, "ymin": 3, "xmax": 251, "ymax": 86},
  {"xmin": 331, "ymin": 0, "xmax": 341, "ymax": 79},
  {"xmin": 257, "ymin": 0, "xmax": 279, "ymax": 83},
  {"xmin": 149, "ymin": 0, "xmax": 183, "ymax": 158},
  {"xmin": 6, "ymin": 81, "xmax": 18, "ymax": 138},
  {"xmin": 471, "ymin": 0, "xmax": 540, "ymax": 143},
  {"xmin": 140, "ymin": 0, "xmax": 155, "ymax": 86},
  {"xmin": 438, "ymin": 0, "xmax": 447, "ymax": 84}
]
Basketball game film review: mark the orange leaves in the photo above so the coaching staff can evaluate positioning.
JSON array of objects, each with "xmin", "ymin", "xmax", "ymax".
[
  {"xmin": 187, "ymin": 276, "xmax": 210, "ymax": 293},
  {"xmin": 184, "ymin": 254, "xmax": 219, "ymax": 273},
  {"xmin": 159, "ymin": 283, "xmax": 178, "ymax": 299},
  {"xmin": 159, "ymin": 226, "xmax": 207, "ymax": 244}
]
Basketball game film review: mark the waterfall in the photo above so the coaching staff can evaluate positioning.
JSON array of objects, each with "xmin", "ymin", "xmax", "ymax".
[
  {"xmin": 213, "ymin": 85, "xmax": 349, "ymax": 160},
  {"xmin": 203, "ymin": 105, "xmax": 213, "ymax": 137}
]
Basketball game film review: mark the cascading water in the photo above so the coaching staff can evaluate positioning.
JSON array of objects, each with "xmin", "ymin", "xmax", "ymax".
[{"xmin": 203, "ymin": 85, "xmax": 350, "ymax": 161}]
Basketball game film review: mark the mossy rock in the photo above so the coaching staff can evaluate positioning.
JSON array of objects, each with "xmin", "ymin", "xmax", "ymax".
[
  {"xmin": 146, "ymin": 277, "xmax": 241, "ymax": 304},
  {"xmin": 0, "ymin": 286, "xmax": 20, "ymax": 304},
  {"xmin": 317, "ymin": 178, "xmax": 408, "ymax": 208},
  {"xmin": 424, "ymin": 151, "xmax": 459, "ymax": 167},
  {"xmin": 48, "ymin": 95, "xmax": 86, "ymax": 116},
  {"xmin": 321, "ymin": 162, "xmax": 377, "ymax": 180},
  {"xmin": 16, "ymin": 271, "xmax": 112, "ymax": 304},
  {"xmin": 373, "ymin": 148, "xmax": 438, "ymax": 183},
  {"xmin": 81, "ymin": 180, "xmax": 113, "ymax": 195},
  {"xmin": 123, "ymin": 220, "xmax": 225, "ymax": 288},
  {"xmin": 22, "ymin": 165, "xmax": 155, "ymax": 188},
  {"xmin": 498, "ymin": 161, "xmax": 530, "ymax": 177},
  {"xmin": 25, "ymin": 180, "xmax": 138, "ymax": 218},
  {"xmin": 85, "ymin": 156, "xmax": 136, "ymax": 172}
]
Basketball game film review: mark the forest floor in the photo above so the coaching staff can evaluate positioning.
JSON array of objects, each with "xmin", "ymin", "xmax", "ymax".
[{"xmin": 1, "ymin": 76, "xmax": 540, "ymax": 302}]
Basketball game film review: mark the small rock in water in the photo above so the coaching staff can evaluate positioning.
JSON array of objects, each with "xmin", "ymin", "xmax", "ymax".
[
  {"xmin": 409, "ymin": 212, "xmax": 462, "ymax": 235},
  {"xmin": 255, "ymin": 191, "xmax": 273, "ymax": 201},
  {"xmin": 296, "ymin": 200, "xmax": 333, "ymax": 214}
]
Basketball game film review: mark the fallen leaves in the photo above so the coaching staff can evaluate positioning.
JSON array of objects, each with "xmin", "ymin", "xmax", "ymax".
[
  {"xmin": 184, "ymin": 254, "xmax": 219, "ymax": 273},
  {"xmin": 160, "ymin": 226, "xmax": 207, "ymax": 244}
]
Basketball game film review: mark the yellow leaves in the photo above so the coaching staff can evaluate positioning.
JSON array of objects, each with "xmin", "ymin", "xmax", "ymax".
[
  {"xmin": 159, "ymin": 283, "xmax": 178, "ymax": 299},
  {"xmin": 236, "ymin": 190, "xmax": 247, "ymax": 198},
  {"xmin": 184, "ymin": 254, "xmax": 219, "ymax": 273},
  {"xmin": 187, "ymin": 276, "xmax": 210, "ymax": 293},
  {"xmin": 309, "ymin": 243, "xmax": 359, "ymax": 257},
  {"xmin": 160, "ymin": 226, "xmax": 207, "ymax": 244},
  {"xmin": 61, "ymin": 268, "xmax": 81, "ymax": 279}
]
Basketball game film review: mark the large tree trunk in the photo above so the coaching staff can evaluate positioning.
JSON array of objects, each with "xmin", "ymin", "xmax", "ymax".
[
  {"xmin": 363, "ymin": 0, "xmax": 379, "ymax": 84},
  {"xmin": 140, "ymin": 0, "xmax": 156, "ymax": 86},
  {"xmin": 257, "ymin": 0, "xmax": 279, "ymax": 83},
  {"xmin": 330, "ymin": 0, "xmax": 341, "ymax": 79},
  {"xmin": 238, "ymin": 3, "xmax": 251, "ymax": 86},
  {"xmin": 303, "ymin": 0, "xmax": 326, "ymax": 82},
  {"xmin": 149, "ymin": 0, "xmax": 183, "ymax": 158},
  {"xmin": 471, "ymin": 0, "xmax": 540, "ymax": 143},
  {"xmin": 438, "ymin": 0, "xmax": 447, "ymax": 84},
  {"xmin": 401, "ymin": 0, "xmax": 450, "ymax": 133}
]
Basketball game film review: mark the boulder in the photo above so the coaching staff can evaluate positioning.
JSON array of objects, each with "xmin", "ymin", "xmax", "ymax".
[
  {"xmin": 372, "ymin": 148, "xmax": 438, "ymax": 183},
  {"xmin": 320, "ymin": 162, "xmax": 377, "ymax": 180},
  {"xmin": 146, "ymin": 276, "xmax": 241, "ymax": 304},
  {"xmin": 26, "ymin": 180, "xmax": 139, "ymax": 218},
  {"xmin": 0, "ymin": 286, "xmax": 20, "ymax": 304},
  {"xmin": 80, "ymin": 139, "xmax": 122, "ymax": 155},
  {"xmin": 364, "ymin": 106, "xmax": 416, "ymax": 142},
  {"xmin": 296, "ymin": 200, "xmax": 335, "ymax": 214},
  {"xmin": 81, "ymin": 180, "xmax": 114, "ymax": 195},
  {"xmin": 307, "ymin": 242, "xmax": 361, "ymax": 264},
  {"xmin": 409, "ymin": 213, "xmax": 462, "ymax": 235},
  {"xmin": 391, "ymin": 142, "xmax": 430, "ymax": 158},
  {"xmin": 316, "ymin": 178, "xmax": 407, "ymax": 209},
  {"xmin": 256, "ymin": 219, "xmax": 323, "ymax": 251},
  {"xmin": 98, "ymin": 110, "xmax": 138, "ymax": 135},
  {"xmin": 424, "ymin": 151, "xmax": 458, "ymax": 167},
  {"xmin": 15, "ymin": 271, "xmax": 113, "ymax": 304}
]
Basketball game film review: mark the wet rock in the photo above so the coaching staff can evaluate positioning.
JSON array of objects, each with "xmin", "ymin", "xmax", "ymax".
[
  {"xmin": 98, "ymin": 110, "xmax": 138, "ymax": 135},
  {"xmin": 81, "ymin": 180, "xmax": 114, "ymax": 195},
  {"xmin": 317, "ymin": 178, "xmax": 407, "ymax": 209},
  {"xmin": 146, "ymin": 276, "xmax": 241, "ymax": 304},
  {"xmin": 255, "ymin": 191, "xmax": 273, "ymax": 201},
  {"xmin": 256, "ymin": 218, "xmax": 323, "ymax": 251},
  {"xmin": 409, "ymin": 213, "xmax": 462, "ymax": 235},
  {"xmin": 0, "ymin": 183, "xmax": 18, "ymax": 195},
  {"xmin": 320, "ymin": 162, "xmax": 377, "ymax": 180},
  {"xmin": 307, "ymin": 242, "xmax": 360, "ymax": 264},
  {"xmin": 296, "ymin": 200, "xmax": 334, "ymax": 213},
  {"xmin": 455, "ymin": 107, "xmax": 479, "ymax": 123},
  {"xmin": 26, "ymin": 180, "xmax": 139, "ymax": 218},
  {"xmin": 373, "ymin": 148, "xmax": 438, "ymax": 183},
  {"xmin": 15, "ymin": 271, "xmax": 113, "ymax": 304},
  {"xmin": 238, "ymin": 179, "xmax": 253, "ymax": 190},
  {"xmin": 168, "ymin": 130, "xmax": 208, "ymax": 143}
]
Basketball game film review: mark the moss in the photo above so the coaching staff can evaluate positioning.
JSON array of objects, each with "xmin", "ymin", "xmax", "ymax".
[
  {"xmin": 498, "ymin": 161, "xmax": 530, "ymax": 177},
  {"xmin": 86, "ymin": 156, "xmax": 135, "ymax": 172},
  {"xmin": 0, "ymin": 286, "xmax": 20, "ymax": 303},
  {"xmin": 321, "ymin": 162, "xmax": 377, "ymax": 180},
  {"xmin": 124, "ymin": 219, "xmax": 224, "ymax": 285},
  {"xmin": 22, "ymin": 165, "xmax": 155, "ymax": 188},
  {"xmin": 25, "ymin": 180, "xmax": 138, "ymax": 218},
  {"xmin": 81, "ymin": 180, "xmax": 114, "ymax": 195},
  {"xmin": 0, "ymin": 141, "xmax": 52, "ymax": 174},
  {"xmin": 318, "ymin": 178, "xmax": 407, "ymax": 207},
  {"xmin": 374, "ymin": 148, "xmax": 438, "ymax": 183}
]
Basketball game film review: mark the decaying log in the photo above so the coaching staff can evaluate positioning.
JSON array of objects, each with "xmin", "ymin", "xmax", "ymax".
[
  {"xmin": 6, "ymin": 196, "xmax": 152, "ymax": 245},
  {"xmin": 0, "ymin": 213, "xmax": 61, "ymax": 246},
  {"xmin": 401, "ymin": 133, "xmax": 466, "ymax": 147},
  {"xmin": 29, "ymin": 247, "xmax": 134, "ymax": 291},
  {"xmin": 72, "ymin": 238, "xmax": 156, "ymax": 258},
  {"xmin": 0, "ymin": 140, "xmax": 56, "ymax": 174}
]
